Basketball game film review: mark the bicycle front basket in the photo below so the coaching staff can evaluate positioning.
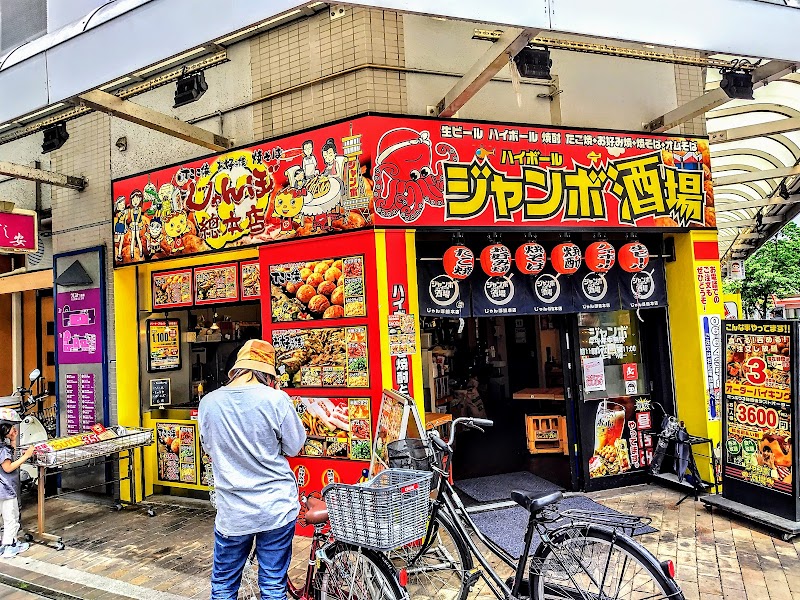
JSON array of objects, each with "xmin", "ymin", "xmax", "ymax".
[{"xmin": 322, "ymin": 468, "xmax": 433, "ymax": 552}]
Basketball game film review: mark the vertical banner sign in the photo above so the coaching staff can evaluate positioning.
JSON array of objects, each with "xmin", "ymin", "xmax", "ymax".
[
  {"xmin": 384, "ymin": 230, "xmax": 416, "ymax": 398},
  {"xmin": 723, "ymin": 321, "xmax": 793, "ymax": 495},
  {"xmin": 700, "ymin": 314, "xmax": 723, "ymax": 421}
]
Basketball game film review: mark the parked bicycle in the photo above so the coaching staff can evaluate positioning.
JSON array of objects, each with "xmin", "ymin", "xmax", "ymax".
[{"xmin": 388, "ymin": 417, "xmax": 684, "ymax": 600}]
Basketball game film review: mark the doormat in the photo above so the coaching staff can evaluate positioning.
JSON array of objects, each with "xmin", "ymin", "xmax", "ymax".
[
  {"xmin": 469, "ymin": 495, "xmax": 658, "ymax": 559},
  {"xmin": 455, "ymin": 471, "xmax": 562, "ymax": 503}
]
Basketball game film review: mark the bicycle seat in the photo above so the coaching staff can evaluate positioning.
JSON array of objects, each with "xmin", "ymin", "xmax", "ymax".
[
  {"xmin": 511, "ymin": 490, "xmax": 563, "ymax": 514},
  {"xmin": 304, "ymin": 496, "xmax": 329, "ymax": 525}
]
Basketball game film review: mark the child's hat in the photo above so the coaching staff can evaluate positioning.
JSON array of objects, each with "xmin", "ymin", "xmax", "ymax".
[{"xmin": 0, "ymin": 407, "xmax": 22, "ymax": 424}]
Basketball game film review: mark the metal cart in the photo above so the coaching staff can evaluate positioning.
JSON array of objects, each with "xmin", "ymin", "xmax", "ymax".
[{"xmin": 16, "ymin": 426, "xmax": 154, "ymax": 550}]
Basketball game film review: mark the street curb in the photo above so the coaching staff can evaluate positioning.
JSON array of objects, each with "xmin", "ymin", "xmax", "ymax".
[{"xmin": 0, "ymin": 571, "xmax": 83, "ymax": 600}]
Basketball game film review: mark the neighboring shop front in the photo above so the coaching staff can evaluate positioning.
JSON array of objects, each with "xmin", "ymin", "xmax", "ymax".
[{"xmin": 112, "ymin": 113, "xmax": 722, "ymax": 501}]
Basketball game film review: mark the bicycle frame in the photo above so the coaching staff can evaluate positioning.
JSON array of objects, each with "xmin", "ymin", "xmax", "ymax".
[{"xmin": 287, "ymin": 522, "xmax": 330, "ymax": 600}]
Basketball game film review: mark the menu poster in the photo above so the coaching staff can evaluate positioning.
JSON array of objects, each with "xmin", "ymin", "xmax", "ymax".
[
  {"xmin": 240, "ymin": 260, "xmax": 262, "ymax": 300},
  {"xmin": 588, "ymin": 396, "xmax": 653, "ymax": 479},
  {"xmin": 723, "ymin": 321, "xmax": 793, "ymax": 495},
  {"xmin": 147, "ymin": 319, "xmax": 181, "ymax": 372},
  {"xmin": 370, "ymin": 389, "xmax": 410, "ymax": 476},
  {"xmin": 152, "ymin": 269, "xmax": 193, "ymax": 309},
  {"xmin": 582, "ymin": 357, "xmax": 606, "ymax": 392},
  {"xmin": 156, "ymin": 422, "xmax": 197, "ymax": 484},
  {"xmin": 195, "ymin": 263, "xmax": 239, "ymax": 305},
  {"xmin": 417, "ymin": 259, "xmax": 470, "ymax": 318},
  {"xmin": 56, "ymin": 289, "xmax": 104, "ymax": 365},
  {"xmin": 270, "ymin": 255, "xmax": 366, "ymax": 322},
  {"xmin": 389, "ymin": 313, "xmax": 417, "ymax": 357},
  {"xmin": 273, "ymin": 326, "xmax": 368, "ymax": 389},
  {"xmin": 294, "ymin": 397, "xmax": 372, "ymax": 461},
  {"xmin": 65, "ymin": 373, "xmax": 96, "ymax": 435}
]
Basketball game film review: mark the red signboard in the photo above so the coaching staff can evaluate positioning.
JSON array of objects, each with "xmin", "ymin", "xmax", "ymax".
[
  {"xmin": 111, "ymin": 115, "xmax": 713, "ymax": 266},
  {"xmin": 0, "ymin": 209, "xmax": 37, "ymax": 253}
]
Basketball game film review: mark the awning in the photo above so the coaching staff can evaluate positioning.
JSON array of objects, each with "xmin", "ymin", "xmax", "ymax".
[{"xmin": 0, "ymin": 269, "xmax": 53, "ymax": 294}]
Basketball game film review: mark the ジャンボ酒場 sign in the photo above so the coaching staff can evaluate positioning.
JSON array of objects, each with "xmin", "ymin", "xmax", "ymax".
[{"xmin": 111, "ymin": 115, "xmax": 714, "ymax": 266}]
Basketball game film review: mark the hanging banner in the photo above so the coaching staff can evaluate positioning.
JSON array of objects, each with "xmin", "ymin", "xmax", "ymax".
[
  {"xmin": 417, "ymin": 259, "xmax": 470, "ymax": 318},
  {"xmin": 470, "ymin": 269, "xmax": 535, "ymax": 317},
  {"xmin": 112, "ymin": 115, "xmax": 713, "ymax": 267},
  {"xmin": 526, "ymin": 266, "xmax": 577, "ymax": 314},
  {"xmin": 618, "ymin": 258, "xmax": 668, "ymax": 310},
  {"xmin": 723, "ymin": 321, "xmax": 793, "ymax": 496},
  {"xmin": 573, "ymin": 265, "xmax": 622, "ymax": 313}
]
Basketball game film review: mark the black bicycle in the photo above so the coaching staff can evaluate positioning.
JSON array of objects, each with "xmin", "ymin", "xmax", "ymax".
[{"xmin": 388, "ymin": 417, "xmax": 684, "ymax": 600}]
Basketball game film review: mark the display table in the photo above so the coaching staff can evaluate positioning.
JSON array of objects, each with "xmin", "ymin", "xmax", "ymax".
[{"xmin": 512, "ymin": 388, "xmax": 565, "ymax": 401}]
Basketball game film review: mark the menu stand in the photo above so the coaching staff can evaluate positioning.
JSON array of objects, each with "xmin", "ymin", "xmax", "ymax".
[{"xmin": 16, "ymin": 427, "xmax": 155, "ymax": 550}]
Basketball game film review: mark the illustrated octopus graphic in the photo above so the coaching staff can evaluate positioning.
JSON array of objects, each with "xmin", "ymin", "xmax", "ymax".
[{"xmin": 372, "ymin": 128, "xmax": 458, "ymax": 222}]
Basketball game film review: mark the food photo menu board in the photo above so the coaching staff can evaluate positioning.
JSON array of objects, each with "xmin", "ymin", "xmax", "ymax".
[
  {"xmin": 294, "ymin": 397, "xmax": 372, "ymax": 461},
  {"xmin": 156, "ymin": 422, "xmax": 197, "ymax": 485}
]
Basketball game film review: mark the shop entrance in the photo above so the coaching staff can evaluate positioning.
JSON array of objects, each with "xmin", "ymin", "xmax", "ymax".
[{"xmin": 421, "ymin": 314, "xmax": 572, "ymax": 489}]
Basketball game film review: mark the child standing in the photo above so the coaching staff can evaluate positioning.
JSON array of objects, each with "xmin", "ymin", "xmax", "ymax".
[{"xmin": 0, "ymin": 408, "xmax": 35, "ymax": 558}]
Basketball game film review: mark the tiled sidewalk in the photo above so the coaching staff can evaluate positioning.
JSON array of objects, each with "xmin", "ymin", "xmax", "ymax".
[{"xmin": 0, "ymin": 485, "xmax": 797, "ymax": 599}]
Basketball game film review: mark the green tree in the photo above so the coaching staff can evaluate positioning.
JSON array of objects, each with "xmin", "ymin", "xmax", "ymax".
[{"xmin": 724, "ymin": 222, "xmax": 800, "ymax": 316}]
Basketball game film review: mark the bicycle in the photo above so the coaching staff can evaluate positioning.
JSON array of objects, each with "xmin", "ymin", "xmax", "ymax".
[
  {"xmin": 388, "ymin": 417, "xmax": 684, "ymax": 600},
  {"xmin": 227, "ymin": 469, "xmax": 421, "ymax": 600}
]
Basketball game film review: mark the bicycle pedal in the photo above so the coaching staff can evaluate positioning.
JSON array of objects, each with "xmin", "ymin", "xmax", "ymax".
[{"xmin": 465, "ymin": 569, "xmax": 481, "ymax": 589}]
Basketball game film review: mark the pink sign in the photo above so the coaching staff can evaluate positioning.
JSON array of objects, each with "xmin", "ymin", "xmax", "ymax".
[
  {"xmin": 0, "ymin": 210, "xmax": 37, "ymax": 253},
  {"xmin": 57, "ymin": 289, "xmax": 103, "ymax": 364}
]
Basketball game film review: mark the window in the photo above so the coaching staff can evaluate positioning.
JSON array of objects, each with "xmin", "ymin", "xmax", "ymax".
[{"xmin": 0, "ymin": 0, "xmax": 47, "ymax": 54}]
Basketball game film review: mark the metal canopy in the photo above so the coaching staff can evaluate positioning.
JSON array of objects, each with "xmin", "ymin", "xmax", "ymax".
[{"xmin": 708, "ymin": 69, "xmax": 800, "ymax": 262}]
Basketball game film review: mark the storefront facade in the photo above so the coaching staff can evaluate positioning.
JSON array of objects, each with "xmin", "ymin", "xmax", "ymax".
[{"xmin": 111, "ymin": 111, "xmax": 723, "ymax": 501}]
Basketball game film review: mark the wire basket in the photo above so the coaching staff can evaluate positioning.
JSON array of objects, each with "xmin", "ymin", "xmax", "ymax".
[
  {"xmin": 323, "ymin": 468, "xmax": 433, "ymax": 551},
  {"xmin": 388, "ymin": 438, "xmax": 447, "ymax": 488},
  {"xmin": 17, "ymin": 426, "xmax": 154, "ymax": 468}
]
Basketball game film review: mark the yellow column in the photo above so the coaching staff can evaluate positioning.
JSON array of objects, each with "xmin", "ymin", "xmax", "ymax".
[
  {"xmin": 665, "ymin": 230, "xmax": 724, "ymax": 480},
  {"xmin": 114, "ymin": 267, "xmax": 143, "ymax": 502}
]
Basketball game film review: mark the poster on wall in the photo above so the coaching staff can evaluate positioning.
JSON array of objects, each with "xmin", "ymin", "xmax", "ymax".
[
  {"xmin": 56, "ymin": 288, "xmax": 103, "ymax": 364},
  {"xmin": 270, "ymin": 255, "xmax": 366, "ymax": 321},
  {"xmin": 156, "ymin": 422, "xmax": 197, "ymax": 485},
  {"xmin": 701, "ymin": 314, "xmax": 723, "ymax": 421},
  {"xmin": 146, "ymin": 319, "xmax": 181, "ymax": 372},
  {"xmin": 111, "ymin": 115, "xmax": 713, "ymax": 267},
  {"xmin": 388, "ymin": 313, "xmax": 417, "ymax": 357},
  {"xmin": 293, "ymin": 397, "xmax": 372, "ymax": 461},
  {"xmin": 240, "ymin": 260, "xmax": 262, "ymax": 300},
  {"xmin": 723, "ymin": 321, "xmax": 793, "ymax": 495},
  {"xmin": 272, "ymin": 326, "xmax": 368, "ymax": 388},
  {"xmin": 152, "ymin": 269, "xmax": 193, "ymax": 309},
  {"xmin": 194, "ymin": 263, "xmax": 239, "ymax": 304},
  {"xmin": 587, "ymin": 396, "xmax": 653, "ymax": 479}
]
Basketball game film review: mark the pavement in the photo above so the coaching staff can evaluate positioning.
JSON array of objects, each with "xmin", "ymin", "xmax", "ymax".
[{"xmin": 0, "ymin": 484, "xmax": 797, "ymax": 600}]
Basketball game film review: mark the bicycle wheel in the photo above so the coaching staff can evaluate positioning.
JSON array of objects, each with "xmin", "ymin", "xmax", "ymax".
[
  {"xmin": 530, "ymin": 525, "xmax": 683, "ymax": 600},
  {"xmin": 318, "ymin": 542, "xmax": 405, "ymax": 600},
  {"xmin": 390, "ymin": 512, "xmax": 473, "ymax": 600}
]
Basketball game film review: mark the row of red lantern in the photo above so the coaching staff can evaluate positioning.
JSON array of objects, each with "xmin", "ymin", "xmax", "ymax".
[{"xmin": 443, "ymin": 241, "xmax": 650, "ymax": 279}]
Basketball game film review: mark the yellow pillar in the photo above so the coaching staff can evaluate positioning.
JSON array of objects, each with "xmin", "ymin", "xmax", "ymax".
[
  {"xmin": 665, "ymin": 230, "xmax": 724, "ymax": 480},
  {"xmin": 114, "ymin": 267, "xmax": 143, "ymax": 502}
]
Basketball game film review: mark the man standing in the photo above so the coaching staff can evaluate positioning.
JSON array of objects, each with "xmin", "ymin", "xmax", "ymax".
[{"xmin": 199, "ymin": 340, "xmax": 306, "ymax": 600}]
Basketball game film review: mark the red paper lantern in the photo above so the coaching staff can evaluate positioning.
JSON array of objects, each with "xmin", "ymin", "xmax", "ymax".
[
  {"xmin": 442, "ymin": 245, "xmax": 474, "ymax": 280},
  {"xmin": 551, "ymin": 242, "xmax": 582, "ymax": 275},
  {"xmin": 515, "ymin": 242, "xmax": 547, "ymax": 275},
  {"xmin": 585, "ymin": 241, "xmax": 616, "ymax": 273},
  {"xmin": 480, "ymin": 243, "xmax": 512, "ymax": 277},
  {"xmin": 618, "ymin": 242, "xmax": 650, "ymax": 273}
]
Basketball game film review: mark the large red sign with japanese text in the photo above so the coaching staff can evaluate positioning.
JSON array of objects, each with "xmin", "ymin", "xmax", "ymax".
[
  {"xmin": 0, "ymin": 209, "xmax": 37, "ymax": 253},
  {"xmin": 111, "ymin": 115, "xmax": 713, "ymax": 266}
]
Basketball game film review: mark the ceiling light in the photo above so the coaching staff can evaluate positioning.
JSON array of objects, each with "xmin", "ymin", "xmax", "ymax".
[
  {"xmin": 41, "ymin": 123, "xmax": 68, "ymax": 153},
  {"xmin": 174, "ymin": 71, "xmax": 208, "ymax": 108},
  {"xmin": 513, "ymin": 46, "xmax": 552, "ymax": 80},
  {"xmin": 719, "ymin": 67, "xmax": 754, "ymax": 100}
]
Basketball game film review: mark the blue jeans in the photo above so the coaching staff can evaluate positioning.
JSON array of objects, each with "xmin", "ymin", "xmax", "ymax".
[{"xmin": 211, "ymin": 520, "xmax": 295, "ymax": 600}]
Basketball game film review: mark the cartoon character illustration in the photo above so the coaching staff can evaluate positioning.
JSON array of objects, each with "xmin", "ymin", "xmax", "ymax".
[
  {"xmin": 164, "ymin": 212, "xmax": 190, "ymax": 254},
  {"xmin": 373, "ymin": 128, "xmax": 457, "ymax": 222},
  {"xmin": 113, "ymin": 196, "xmax": 129, "ymax": 261},
  {"xmin": 321, "ymin": 138, "xmax": 346, "ymax": 180},
  {"xmin": 156, "ymin": 183, "xmax": 176, "ymax": 219},
  {"xmin": 273, "ymin": 188, "xmax": 305, "ymax": 232},
  {"xmin": 301, "ymin": 140, "xmax": 318, "ymax": 180},
  {"xmin": 128, "ymin": 189, "xmax": 145, "ymax": 260},
  {"xmin": 146, "ymin": 218, "xmax": 164, "ymax": 256},
  {"xmin": 285, "ymin": 166, "xmax": 307, "ymax": 192},
  {"xmin": 144, "ymin": 181, "xmax": 159, "ymax": 214}
]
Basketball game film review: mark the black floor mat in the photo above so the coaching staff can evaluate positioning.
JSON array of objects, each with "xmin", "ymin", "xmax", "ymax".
[
  {"xmin": 469, "ymin": 495, "xmax": 658, "ymax": 559},
  {"xmin": 455, "ymin": 471, "xmax": 563, "ymax": 503}
]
